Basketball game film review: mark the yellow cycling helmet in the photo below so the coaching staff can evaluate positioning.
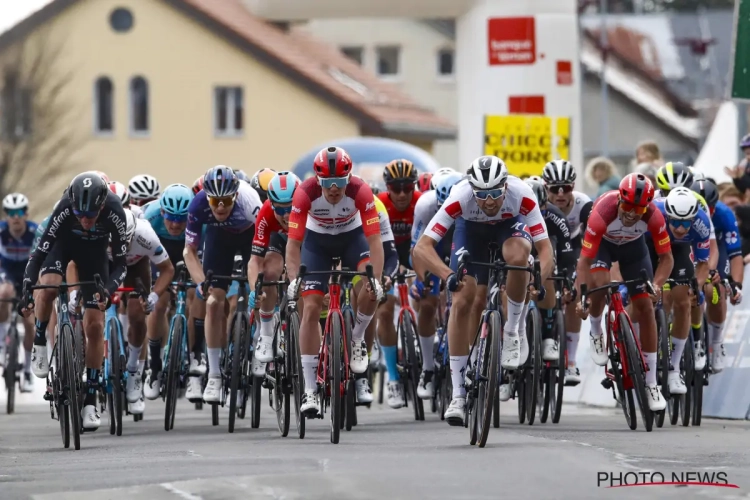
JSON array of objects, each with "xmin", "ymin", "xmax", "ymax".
[
  {"xmin": 655, "ymin": 161, "xmax": 693, "ymax": 192},
  {"xmin": 251, "ymin": 168, "xmax": 277, "ymax": 192}
]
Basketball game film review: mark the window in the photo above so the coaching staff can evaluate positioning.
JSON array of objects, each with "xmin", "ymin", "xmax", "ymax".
[
  {"xmin": 129, "ymin": 76, "xmax": 149, "ymax": 134},
  {"xmin": 376, "ymin": 46, "xmax": 401, "ymax": 78},
  {"xmin": 0, "ymin": 72, "xmax": 32, "ymax": 140},
  {"xmin": 340, "ymin": 46, "xmax": 364, "ymax": 66},
  {"xmin": 94, "ymin": 77, "xmax": 114, "ymax": 133},
  {"xmin": 437, "ymin": 48, "xmax": 454, "ymax": 78},
  {"xmin": 110, "ymin": 7, "xmax": 134, "ymax": 33},
  {"xmin": 214, "ymin": 86, "xmax": 243, "ymax": 136}
]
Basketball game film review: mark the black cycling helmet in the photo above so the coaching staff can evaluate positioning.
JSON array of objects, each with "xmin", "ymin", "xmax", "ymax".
[
  {"xmin": 525, "ymin": 179, "xmax": 547, "ymax": 207},
  {"xmin": 68, "ymin": 171, "xmax": 109, "ymax": 213},
  {"xmin": 690, "ymin": 179, "xmax": 719, "ymax": 208}
]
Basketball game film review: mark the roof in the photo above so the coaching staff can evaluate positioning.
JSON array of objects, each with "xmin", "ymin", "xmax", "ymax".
[{"xmin": 0, "ymin": 0, "xmax": 456, "ymax": 141}]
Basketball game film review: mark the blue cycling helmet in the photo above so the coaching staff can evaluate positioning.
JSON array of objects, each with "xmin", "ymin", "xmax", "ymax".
[
  {"xmin": 203, "ymin": 165, "xmax": 239, "ymax": 198},
  {"xmin": 268, "ymin": 171, "xmax": 301, "ymax": 204},
  {"xmin": 435, "ymin": 173, "xmax": 463, "ymax": 206},
  {"xmin": 234, "ymin": 169, "xmax": 250, "ymax": 183},
  {"xmin": 160, "ymin": 183, "xmax": 194, "ymax": 216}
]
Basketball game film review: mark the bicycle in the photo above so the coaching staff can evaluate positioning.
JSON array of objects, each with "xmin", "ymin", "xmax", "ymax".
[
  {"xmin": 99, "ymin": 279, "xmax": 147, "ymax": 436},
  {"xmin": 295, "ymin": 261, "xmax": 377, "ymax": 444},
  {"xmin": 429, "ymin": 275, "xmax": 451, "ymax": 421},
  {"xmin": 162, "ymin": 263, "xmax": 196, "ymax": 431},
  {"xmin": 264, "ymin": 280, "xmax": 294, "ymax": 437},
  {"xmin": 392, "ymin": 268, "xmax": 424, "ymax": 422},
  {"xmin": 1, "ymin": 297, "xmax": 20, "ymax": 414},
  {"xmin": 581, "ymin": 270, "xmax": 658, "ymax": 432},
  {"xmin": 284, "ymin": 280, "xmax": 305, "ymax": 439},
  {"xmin": 458, "ymin": 247, "xmax": 541, "ymax": 447},
  {"xmin": 654, "ymin": 282, "xmax": 672, "ymax": 429},
  {"xmin": 31, "ymin": 277, "xmax": 99, "ymax": 450}
]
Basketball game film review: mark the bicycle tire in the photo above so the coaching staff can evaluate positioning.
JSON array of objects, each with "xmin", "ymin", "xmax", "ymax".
[
  {"xmin": 164, "ymin": 315, "xmax": 183, "ymax": 431},
  {"xmin": 288, "ymin": 311, "xmax": 305, "ymax": 439},
  {"xmin": 693, "ymin": 315, "xmax": 707, "ymax": 426},
  {"xmin": 74, "ymin": 319, "xmax": 85, "ymax": 380},
  {"xmin": 228, "ymin": 313, "xmax": 246, "ymax": 433},
  {"xmin": 526, "ymin": 306, "xmax": 542, "ymax": 425},
  {"xmin": 329, "ymin": 313, "xmax": 342, "ymax": 444},
  {"xmin": 439, "ymin": 363, "xmax": 450, "ymax": 420},
  {"xmin": 476, "ymin": 311, "xmax": 501, "ymax": 447},
  {"xmin": 655, "ymin": 309, "xmax": 669, "ymax": 429},
  {"xmin": 52, "ymin": 342, "xmax": 69, "ymax": 448},
  {"xmin": 620, "ymin": 314, "xmax": 653, "ymax": 432},
  {"xmin": 345, "ymin": 378, "xmax": 355, "ymax": 431},
  {"xmin": 5, "ymin": 325, "xmax": 18, "ymax": 414},
  {"xmin": 551, "ymin": 309, "xmax": 566, "ymax": 424},
  {"xmin": 275, "ymin": 319, "xmax": 290, "ymax": 437},
  {"xmin": 343, "ymin": 309, "xmax": 357, "ymax": 428},
  {"xmin": 681, "ymin": 340, "xmax": 694, "ymax": 427},
  {"xmin": 608, "ymin": 322, "xmax": 637, "ymax": 430},
  {"xmin": 109, "ymin": 318, "xmax": 124, "ymax": 437},
  {"xmin": 401, "ymin": 314, "xmax": 424, "ymax": 421},
  {"xmin": 61, "ymin": 324, "xmax": 81, "ymax": 450}
]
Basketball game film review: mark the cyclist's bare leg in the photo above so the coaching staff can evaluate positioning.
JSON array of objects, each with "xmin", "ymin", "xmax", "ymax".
[
  {"xmin": 300, "ymin": 292, "xmax": 324, "ymax": 389},
  {"xmin": 447, "ymin": 275, "xmax": 476, "ymax": 400},
  {"xmin": 501, "ymin": 237, "xmax": 532, "ymax": 335},
  {"xmin": 147, "ymin": 291, "xmax": 170, "ymax": 373}
]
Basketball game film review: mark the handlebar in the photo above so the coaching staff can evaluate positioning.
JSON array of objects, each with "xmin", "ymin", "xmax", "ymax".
[
  {"xmin": 580, "ymin": 269, "xmax": 654, "ymax": 312},
  {"xmin": 111, "ymin": 279, "xmax": 148, "ymax": 306},
  {"xmin": 290, "ymin": 264, "xmax": 377, "ymax": 302},
  {"xmin": 456, "ymin": 251, "xmax": 545, "ymax": 301}
]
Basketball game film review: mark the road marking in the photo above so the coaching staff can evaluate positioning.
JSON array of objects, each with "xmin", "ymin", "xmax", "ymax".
[
  {"xmin": 187, "ymin": 450, "xmax": 201, "ymax": 457},
  {"xmin": 160, "ymin": 483, "xmax": 202, "ymax": 500}
]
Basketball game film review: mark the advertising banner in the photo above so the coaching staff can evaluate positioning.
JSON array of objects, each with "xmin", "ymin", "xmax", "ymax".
[{"xmin": 484, "ymin": 115, "xmax": 570, "ymax": 178}]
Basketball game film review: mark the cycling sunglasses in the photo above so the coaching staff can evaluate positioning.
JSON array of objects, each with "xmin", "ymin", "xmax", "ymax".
[
  {"xmin": 473, "ymin": 187, "xmax": 505, "ymax": 200},
  {"xmin": 73, "ymin": 208, "xmax": 100, "ymax": 219},
  {"xmin": 387, "ymin": 182, "xmax": 415, "ymax": 194},
  {"xmin": 272, "ymin": 203, "xmax": 293, "ymax": 216},
  {"xmin": 207, "ymin": 194, "xmax": 236, "ymax": 209},
  {"xmin": 618, "ymin": 201, "xmax": 648, "ymax": 215},
  {"xmin": 162, "ymin": 211, "xmax": 188, "ymax": 223},
  {"xmin": 319, "ymin": 176, "xmax": 349, "ymax": 189},
  {"xmin": 669, "ymin": 219, "xmax": 692, "ymax": 230},
  {"xmin": 547, "ymin": 183, "xmax": 574, "ymax": 194},
  {"xmin": 4, "ymin": 208, "xmax": 27, "ymax": 218}
]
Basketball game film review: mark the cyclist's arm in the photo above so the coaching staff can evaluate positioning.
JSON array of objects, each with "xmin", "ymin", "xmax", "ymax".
[
  {"xmin": 286, "ymin": 187, "xmax": 311, "ymax": 282},
  {"xmin": 106, "ymin": 202, "xmax": 129, "ymax": 295},
  {"xmin": 414, "ymin": 199, "xmax": 459, "ymax": 281},
  {"xmin": 356, "ymin": 190, "xmax": 384, "ymax": 280},
  {"xmin": 647, "ymin": 209, "xmax": 674, "ymax": 289},
  {"xmin": 184, "ymin": 196, "xmax": 206, "ymax": 284},
  {"xmin": 383, "ymin": 241, "xmax": 399, "ymax": 277},
  {"xmin": 719, "ymin": 206, "xmax": 745, "ymax": 285},
  {"xmin": 152, "ymin": 259, "xmax": 174, "ymax": 296},
  {"xmin": 23, "ymin": 203, "xmax": 71, "ymax": 286},
  {"xmin": 575, "ymin": 208, "xmax": 606, "ymax": 293},
  {"xmin": 552, "ymin": 219, "xmax": 576, "ymax": 273}
]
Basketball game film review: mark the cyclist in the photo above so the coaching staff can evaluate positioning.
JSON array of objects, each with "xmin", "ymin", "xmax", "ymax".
[
  {"xmin": 0, "ymin": 193, "xmax": 38, "ymax": 392},
  {"xmin": 249, "ymin": 171, "xmax": 301, "ymax": 369},
  {"xmin": 184, "ymin": 166, "xmax": 263, "ymax": 403},
  {"xmin": 417, "ymin": 172, "xmax": 433, "ymax": 192},
  {"xmin": 128, "ymin": 174, "xmax": 161, "ymax": 207},
  {"xmin": 108, "ymin": 181, "xmax": 131, "ymax": 207},
  {"xmin": 541, "ymin": 159, "xmax": 592, "ymax": 385},
  {"xmin": 250, "ymin": 168, "xmax": 277, "ymax": 203},
  {"xmin": 575, "ymin": 173, "xmax": 673, "ymax": 411},
  {"xmin": 413, "ymin": 156, "xmax": 555, "ymax": 426},
  {"xmin": 406, "ymin": 172, "xmax": 462, "ymax": 408},
  {"xmin": 285, "ymin": 146, "xmax": 384, "ymax": 416},
  {"xmin": 20, "ymin": 172, "xmax": 129, "ymax": 430},
  {"xmin": 192, "ymin": 175, "xmax": 204, "ymax": 195},
  {"xmin": 655, "ymin": 161, "xmax": 693, "ymax": 197},
  {"xmin": 647, "ymin": 188, "xmax": 710, "ymax": 395},
  {"xmin": 690, "ymin": 179, "xmax": 744, "ymax": 373}
]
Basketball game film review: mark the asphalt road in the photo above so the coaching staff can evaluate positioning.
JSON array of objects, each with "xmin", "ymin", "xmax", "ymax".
[{"xmin": 1, "ymin": 379, "xmax": 749, "ymax": 500}]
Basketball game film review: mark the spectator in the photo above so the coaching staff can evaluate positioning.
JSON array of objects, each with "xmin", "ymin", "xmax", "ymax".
[
  {"xmin": 719, "ymin": 185, "xmax": 750, "ymax": 260},
  {"xmin": 635, "ymin": 162, "xmax": 658, "ymax": 187},
  {"xmin": 635, "ymin": 140, "xmax": 663, "ymax": 166},
  {"xmin": 586, "ymin": 156, "xmax": 621, "ymax": 198},
  {"xmin": 723, "ymin": 133, "xmax": 750, "ymax": 196}
]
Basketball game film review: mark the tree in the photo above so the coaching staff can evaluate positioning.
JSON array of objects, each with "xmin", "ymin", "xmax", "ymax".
[{"xmin": 0, "ymin": 28, "xmax": 84, "ymax": 204}]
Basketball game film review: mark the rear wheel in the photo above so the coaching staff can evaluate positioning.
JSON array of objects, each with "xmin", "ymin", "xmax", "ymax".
[
  {"xmin": 61, "ymin": 325, "xmax": 81, "ymax": 450},
  {"xmin": 693, "ymin": 316, "xmax": 707, "ymax": 426},
  {"xmin": 621, "ymin": 314, "xmax": 653, "ymax": 432},
  {"xmin": 656, "ymin": 309, "xmax": 669, "ymax": 429},
  {"xmin": 228, "ymin": 313, "xmax": 247, "ymax": 433},
  {"xmin": 289, "ymin": 311, "xmax": 305, "ymax": 439},
  {"xmin": 4, "ymin": 326, "xmax": 18, "ymax": 414},
  {"xmin": 109, "ymin": 319, "xmax": 124, "ymax": 437},
  {"xmin": 400, "ymin": 314, "xmax": 424, "ymax": 421},
  {"xmin": 608, "ymin": 323, "xmax": 636, "ymax": 430},
  {"xmin": 164, "ymin": 317, "xmax": 183, "ymax": 431},
  {"xmin": 551, "ymin": 309, "xmax": 566, "ymax": 424},
  {"xmin": 681, "ymin": 340, "xmax": 694, "ymax": 427},
  {"xmin": 274, "ymin": 320, "xmax": 290, "ymax": 437},
  {"xmin": 329, "ymin": 314, "xmax": 342, "ymax": 444},
  {"xmin": 475, "ymin": 311, "xmax": 500, "ymax": 448},
  {"xmin": 526, "ymin": 307, "xmax": 542, "ymax": 425}
]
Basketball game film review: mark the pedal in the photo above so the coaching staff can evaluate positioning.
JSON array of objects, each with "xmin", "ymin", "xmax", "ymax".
[
  {"xmin": 564, "ymin": 379, "xmax": 580, "ymax": 387},
  {"xmin": 262, "ymin": 378, "xmax": 272, "ymax": 389},
  {"xmin": 601, "ymin": 378, "xmax": 613, "ymax": 389},
  {"xmin": 43, "ymin": 391, "xmax": 54, "ymax": 402}
]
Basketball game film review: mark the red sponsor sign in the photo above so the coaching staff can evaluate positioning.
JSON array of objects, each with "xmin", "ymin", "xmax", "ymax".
[
  {"xmin": 444, "ymin": 201, "xmax": 462, "ymax": 219},
  {"xmin": 557, "ymin": 61, "xmax": 572, "ymax": 85},
  {"xmin": 508, "ymin": 95, "xmax": 545, "ymax": 114},
  {"xmin": 519, "ymin": 196, "xmax": 537, "ymax": 216},
  {"xmin": 530, "ymin": 223, "xmax": 545, "ymax": 237},
  {"xmin": 488, "ymin": 17, "xmax": 536, "ymax": 66},
  {"xmin": 432, "ymin": 223, "xmax": 447, "ymax": 238}
]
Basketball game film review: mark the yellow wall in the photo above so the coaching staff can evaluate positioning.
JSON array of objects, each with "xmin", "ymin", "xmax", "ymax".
[{"xmin": 7, "ymin": 0, "xmax": 360, "ymax": 216}]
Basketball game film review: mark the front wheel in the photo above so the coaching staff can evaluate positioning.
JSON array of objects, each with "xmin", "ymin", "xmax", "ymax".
[
  {"xmin": 61, "ymin": 325, "xmax": 81, "ymax": 450},
  {"xmin": 109, "ymin": 319, "xmax": 124, "ymax": 437},
  {"xmin": 551, "ymin": 309, "xmax": 566, "ymax": 424},
  {"xmin": 475, "ymin": 311, "xmax": 501, "ymax": 448},
  {"xmin": 655, "ymin": 308, "xmax": 669, "ymax": 429},
  {"xmin": 620, "ymin": 314, "xmax": 653, "ymax": 432},
  {"xmin": 526, "ymin": 306, "xmax": 542, "ymax": 425},
  {"xmin": 288, "ymin": 311, "xmax": 305, "ymax": 439},
  {"xmin": 228, "ymin": 313, "xmax": 247, "ymax": 433},
  {"xmin": 329, "ymin": 314, "xmax": 342, "ymax": 444},
  {"xmin": 4, "ymin": 326, "xmax": 19, "ymax": 415},
  {"xmin": 164, "ymin": 316, "xmax": 184, "ymax": 431}
]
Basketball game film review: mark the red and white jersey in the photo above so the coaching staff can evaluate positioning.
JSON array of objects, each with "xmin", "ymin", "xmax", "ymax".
[
  {"xmin": 581, "ymin": 191, "xmax": 671, "ymax": 258},
  {"xmin": 288, "ymin": 176, "xmax": 380, "ymax": 240},
  {"xmin": 423, "ymin": 177, "xmax": 548, "ymax": 243}
]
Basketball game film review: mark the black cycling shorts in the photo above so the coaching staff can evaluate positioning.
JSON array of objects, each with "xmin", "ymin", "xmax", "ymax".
[
  {"xmin": 40, "ymin": 239, "xmax": 110, "ymax": 309},
  {"xmin": 646, "ymin": 236, "xmax": 694, "ymax": 283},
  {"xmin": 590, "ymin": 237, "xmax": 653, "ymax": 299}
]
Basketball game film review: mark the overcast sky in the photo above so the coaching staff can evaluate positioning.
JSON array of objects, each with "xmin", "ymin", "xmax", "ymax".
[{"xmin": 0, "ymin": 0, "xmax": 53, "ymax": 35}]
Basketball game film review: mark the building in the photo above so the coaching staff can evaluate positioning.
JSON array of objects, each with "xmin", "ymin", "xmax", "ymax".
[
  {"xmin": 0, "ymin": 0, "xmax": 454, "ymax": 216},
  {"xmin": 299, "ymin": 17, "xmax": 701, "ymax": 178}
]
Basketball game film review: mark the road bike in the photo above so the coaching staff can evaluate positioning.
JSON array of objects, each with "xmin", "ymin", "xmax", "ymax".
[
  {"xmin": 1, "ymin": 297, "xmax": 20, "ymax": 414},
  {"xmin": 392, "ymin": 268, "xmax": 424, "ymax": 422}
]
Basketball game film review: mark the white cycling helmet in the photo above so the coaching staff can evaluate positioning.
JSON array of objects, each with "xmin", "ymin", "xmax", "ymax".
[
  {"xmin": 108, "ymin": 181, "xmax": 130, "ymax": 206},
  {"xmin": 128, "ymin": 174, "xmax": 160, "ymax": 201},
  {"xmin": 664, "ymin": 187, "xmax": 700, "ymax": 221},
  {"xmin": 124, "ymin": 209, "xmax": 137, "ymax": 243},
  {"xmin": 526, "ymin": 175, "xmax": 544, "ymax": 184},
  {"xmin": 467, "ymin": 155, "xmax": 508, "ymax": 190},
  {"xmin": 542, "ymin": 159, "xmax": 576, "ymax": 185},
  {"xmin": 3, "ymin": 193, "xmax": 29, "ymax": 211},
  {"xmin": 432, "ymin": 167, "xmax": 457, "ymax": 189}
]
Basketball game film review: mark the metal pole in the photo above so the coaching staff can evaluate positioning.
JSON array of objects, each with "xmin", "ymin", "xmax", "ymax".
[{"xmin": 600, "ymin": 0, "xmax": 609, "ymax": 157}]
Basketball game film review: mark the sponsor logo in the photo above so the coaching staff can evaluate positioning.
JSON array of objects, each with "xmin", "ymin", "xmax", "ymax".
[
  {"xmin": 444, "ymin": 201, "xmax": 462, "ymax": 219},
  {"xmin": 586, "ymin": 226, "xmax": 596, "ymax": 236},
  {"xmin": 366, "ymin": 217, "xmax": 378, "ymax": 225},
  {"xmin": 432, "ymin": 223, "xmax": 447, "ymax": 238},
  {"xmin": 47, "ymin": 208, "xmax": 70, "ymax": 238},
  {"xmin": 519, "ymin": 196, "xmax": 536, "ymax": 216},
  {"xmin": 698, "ymin": 240, "xmax": 710, "ymax": 249},
  {"xmin": 289, "ymin": 222, "xmax": 298, "ymax": 229},
  {"xmin": 529, "ymin": 224, "xmax": 544, "ymax": 237},
  {"xmin": 725, "ymin": 231, "xmax": 738, "ymax": 245},
  {"xmin": 136, "ymin": 235, "xmax": 152, "ymax": 250},
  {"xmin": 487, "ymin": 17, "xmax": 536, "ymax": 66},
  {"xmin": 693, "ymin": 218, "xmax": 709, "ymax": 237},
  {"xmin": 107, "ymin": 210, "xmax": 126, "ymax": 238},
  {"xmin": 365, "ymin": 201, "xmax": 375, "ymax": 212},
  {"xmin": 155, "ymin": 246, "xmax": 164, "ymax": 255},
  {"xmin": 658, "ymin": 236, "xmax": 670, "ymax": 247},
  {"xmin": 292, "ymin": 206, "xmax": 302, "ymax": 214},
  {"xmin": 256, "ymin": 218, "xmax": 268, "ymax": 241},
  {"xmin": 582, "ymin": 240, "xmax": 593, "ymax": 249}
]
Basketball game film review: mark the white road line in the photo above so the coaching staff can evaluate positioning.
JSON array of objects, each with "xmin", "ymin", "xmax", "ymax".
[{"xmin": 160, "ymin": 483, "xmax": 203, "ymax": 500}]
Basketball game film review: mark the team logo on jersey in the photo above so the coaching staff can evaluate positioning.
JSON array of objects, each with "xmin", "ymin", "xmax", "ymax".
[
  {"xmin": 432, "ymin": 223, "xmax": 447, "ymax": 238},
  {"xmin": 519, "ymin": 197, "xmax": 537, "ymax": 216},
  {"xmin": 582, "ymin": 240, "xmax": 593, "ymax": 249},
  {"xmin": 444, "ymin": 201, "xmax": 462, "ymax": 219},
  {"xmin": 366, "ymin": 217, "xmax": 378, "ymax": 226},
  {"xmin": 725, "ymin": 231, "xmax": 738, "ymax": 245},
  {"xmin": 289, "ymin": 222, "xmax": 298, "ymax": 229},
  {"xmin": 658, "ymin": 236, "xmax": 670, "ymax": 247}
]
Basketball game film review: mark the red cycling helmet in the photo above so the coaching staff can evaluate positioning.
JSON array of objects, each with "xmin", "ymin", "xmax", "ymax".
[
  {"xmin": 619, "ymin": 173, "xmax": 655, "ymax": 206},
  {"xmin": 313, "ymin": 146, "xmax": 353, "ymax": 178},
  {"xmin": 417, "ymin": 172, "xmax": 433, "ymax": 192},
  {"xmin": 192, "ymin": 175, "xmax": 204, "ymax": 195}
]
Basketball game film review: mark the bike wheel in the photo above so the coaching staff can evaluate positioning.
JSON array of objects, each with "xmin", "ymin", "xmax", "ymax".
[
  {"xmin": 345, "ymin": 378, "xmax": 355, "ymax": 431},
  {"xmin": 61, "ymin": 325, "xmax": 81, "ymax": 450},
  {"xmin": 164, "ymin": 316, "xmax": 183, "ymax": 431},
  {"xmin": 52, "ymin": 342, "xmax": 69, "ymax": 448},
  {"xmin": 620, "ymin": 314, "xmax": 653, "ymax": 432},
  {"xmin": 439, "ymin": 363, "xmax": 450, "ymax": 421},
  {"xmin": 693, "ymin": 316, "xmax": 707, "ymax": 426},
  {"xmin": 329, "ymin": 314, "xmax": 342, "ymax": 444},
  {"xmin": 74, "ymin": 320, "xmax": 85, "ymax": 380},
  {"xmin": 608, "ymin": 326, "xmax": 636, "ymax": 430},
  {"xmin": 4, "ymin": 326, "xmax": 18, "ymax": 414},
  {"xmin": 476, "ymin": 311, "xmax": 501, "ymax": 447},
  {"xmin": 552, "ymin": 309, "xmax": 566, "ymax": 424},
  {"xmin": 526, "ymin": 307, "xmax": 542, "ymax": 425},
  {"xmin": 275, "ymin": 321, "xmax": 290, "ymax": 437},
  {"xmin": 228, "ymin": 313, "xmax": 246, "ymax": 433},
  {"xmin": 109, "ymin": 319, "xmax": 124, "ymax": 437},
  {"xmin": 655, "ymin": 309, "xmax": 669, "ymax": 429},
  {"xmin": 680, "ymin": 340, "xmax": 694, "ymax": 427},
  {"xmin": 400, "ymin": 314, "xmax": 424, "ymax": 421},
  {"xmin": 288, "ymin": 311, "xmax": 305, "ymax": 439},
  {"xmin": 250, "ymin": 375, "xmax": 262, "ymax": 429}
]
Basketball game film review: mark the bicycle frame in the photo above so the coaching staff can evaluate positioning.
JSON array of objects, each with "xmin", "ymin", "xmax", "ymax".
[
  {"xmin": 102, "ymin": 297, "xmax": 127, "ymax": 395},
  {"xmin": 318, "ymin": 274, "xmax": 349, "ymax": 391},
  {"xmin": 394, "ymin": 272, "xmax": 418, "ymax": 330},
  {"xmin": 163, "ymin": 275, "xmax": 191, "ymax": 384}
]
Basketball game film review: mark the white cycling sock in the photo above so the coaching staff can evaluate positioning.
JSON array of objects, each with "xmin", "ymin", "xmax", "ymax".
[
  {"xmin": 301, "ymin": 354, "xmax": 319, "ymax": 391},
  {"xmin": 137, "ymin": 359, "xmax": 145, "ymax": 373},
  {"xmin": 517, "ymin": 301, "xmax": 530, "ymax": 337},
  {"xmin": 419, "ymin": 335, "xmax": 435, "ymax": 371},
  {"xmin": 566, "ymin": 332, "xmax": 580, "ymax": 366},
  {"xmin": 351, "ymin": 311, "xmax": 374, "ymax": 343},
  {"xmin": 589, "ymin": 315, "xmax": 603, "ymax": 336},
  {"xmin": 259, "ymin": 309, "xmax": 275, "ymax": 338},
  {"xmin": 670, "ymin": 337, "xmax": 687, "ymax": 372},
  {"xmin": 644, "ymin": 352, "xmax": 657, "ymax": 386},
  {"xmin": 449, "ymin": 355, "xmax": 469, "ymax": 398},
  {"xmin": 24, "ymin": 348, "xmax": 32, "ymax": 373},
  {"xmin": 207, "ymin": 348, "xmax": 222, "ymax": 378},
  {"xmin": 127, "ymin": 344, "xmax": 142, "ymax": 373},
  {"xmin": 505, "ymin": 298, "xmax": 524, "ymax": 335},
  {"xmin": 708, "ymin": 321, "xmax": 724, "ymax": 345}
]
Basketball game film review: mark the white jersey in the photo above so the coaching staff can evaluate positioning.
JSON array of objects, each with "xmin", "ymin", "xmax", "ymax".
[
  {"xmin": 423, "ymin": 177, "xmax": 549, "ymax": 243},
  {"xmin": 561, "ymin": 191, "xmax": 591, "ymax": 239},
  {"xmin": 411, "ymin": 190, "xmax": 439, "ymax": 247},
  {"xmin": 129, "ymin": 205, "xmax": 144, "ymax": 219},
  {"xmin": 109, "ymin": 218, "xmax": 170, "ymax": 266}
]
